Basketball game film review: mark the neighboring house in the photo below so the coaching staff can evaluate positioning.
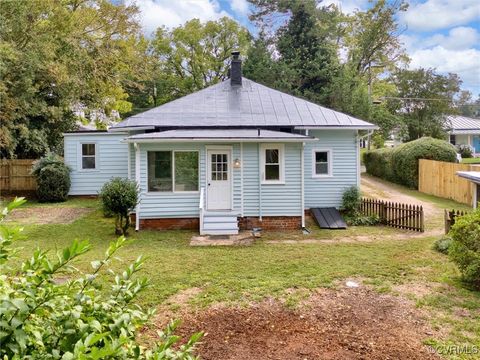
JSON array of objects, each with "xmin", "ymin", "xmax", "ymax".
[
  {"xmin": 446, "ymin": 115, "xmax": 480, "ymax": 155},
  {"xmin": 64, "ymin": 52, "xmax": 376, "ymax": 235},
  {"xmin": 456, "ymin": 171, "xmax": 480, "ymax": 209}
]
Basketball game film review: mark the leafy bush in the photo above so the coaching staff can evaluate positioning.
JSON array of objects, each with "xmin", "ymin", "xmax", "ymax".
[
  {"xmin": 391, "ymin": 137, "xmax": 457, "ymax": 188},
  {"xmin": 346, "ymin": 214, "xmax": 380, "ymax": 226},
  {"xmin": 448, "ymin": 210, "xmax": 480, "ymax": 285},
  {"xmin": 433, "ymin": 236, "xmax": 452, "ymax": 254},
  {"xmin": 363, "ymin": 147, "xmax": 394, "ymax": 181},
  {"xmin": 457, "ymin": 144, "xmax": 473, "ymax": 158},
  {"xmin": 342, "ymin": 186, "xmax": 362, "ymax": 217},
  {"xmin": 365, "ymin": 137, "xmax": 457, "ymax": 188},
  {"xmin": 0, "ymin": 198, "xmax": 201, "ymax": 359},
  {"xmin": 32, "ymin": 153, "xmax": 71, "ymax": 202},
  {"xmin": 100, "ymin": 178, "xmax": 139, "ymax": 235}
]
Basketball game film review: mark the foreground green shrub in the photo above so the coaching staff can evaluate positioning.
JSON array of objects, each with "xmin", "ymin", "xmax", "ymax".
[
  {"xmin": 100, "ymin": 178, "xmax": 139, "ymax": 236},
  {"xmin": 363, "ymin": 148, "xmax": 394, "ymax": 181},
  {"xmin": 365, "ymin": 137, "xmax": 457, "ymax": 188},
  {"xmin": 32, "ymin": 153, "xmax": 71, "ymax": 202},
  {"xmin": 391, "ymin": 137, "xmax": 457, "ymax": 188},
  {"xmin": 342, "ymin": 186, "xmax": 362, "ymax": 217},
  {"xmin": 449, "ymin": 210, "xmax": 480, "ymax": 285},
  {"xmin": 433, "ymin": 236, "xmax": 452, "ymax": 254},
  {"xmin": 0, "ymin": 198, "xmax": 201, "ymax": 359}
]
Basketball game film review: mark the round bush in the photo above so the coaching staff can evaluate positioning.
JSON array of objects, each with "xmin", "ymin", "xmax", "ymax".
[
  {"xmin": 448, "ymin": 210, "xmax": 480, "ymax": 285},
  {"xmin": 391, "ymin": 137, "xmax": 457, "ymax": 188},
  {"xmin": 100, "ymin": 177, "xmax": 139, "ymax": 235},
  {"xmin": 32, "ymin": 154, "xmax": 71, "ymax": 202},
  {"xmin": 457, "ymin": 144, "xmax": 473, "ymax": 159},
  {"xmin": 342, "ymin": 186, "xmax": 361, "ymax": 217}
]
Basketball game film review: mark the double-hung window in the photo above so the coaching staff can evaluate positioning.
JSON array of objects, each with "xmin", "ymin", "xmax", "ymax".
[
  {"xmin": 312, "ymin": 149, "xmax": 332, "ymax": 177},
  {"xmin": 260, "ymin": 144, "xmax": 285, "ymax": 184},
  {"xmin": 147, "ymin": 151, "xmax": 199, "ymax": 192},
  {"xmin": 81, "ymin": 143, "xmax": 97, "ymax": 170}
]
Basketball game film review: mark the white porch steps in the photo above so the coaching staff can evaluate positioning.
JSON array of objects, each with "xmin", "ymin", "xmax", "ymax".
[{"xmin": 201, "ymin": 213, "xmax": 239, "ymax": 235}]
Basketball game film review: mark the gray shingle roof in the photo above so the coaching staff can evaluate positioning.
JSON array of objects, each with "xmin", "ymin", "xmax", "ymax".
[
  {"xmin": 446, "ymin": 115, "xmax": 480, "ymax": 134},
  {"xmin": 125, "ymin": 129, "xmax": 317, "ymax": 142},
  {"xmin": 111, "ymin": 78, "xmax": 376, "ymax": 130}
]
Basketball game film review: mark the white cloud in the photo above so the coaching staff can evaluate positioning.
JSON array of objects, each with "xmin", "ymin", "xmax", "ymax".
[
  {"xmin": 400, "ymin": 0, "xmax": 480, "ymax": 32},
  {"xmin": 409, "ymin": 46, "xmax": 480, "ymax": 91},
  {"xmin": 230, "ymin": 0, "xmax": 249, "ymax": 15},
  {"xmin": 130, "ymin": 0, "xmax": 230, "ymax": 35},
  {"xmin": 424, "ymin": 27, "xmax": 480, "ymax": 51}
]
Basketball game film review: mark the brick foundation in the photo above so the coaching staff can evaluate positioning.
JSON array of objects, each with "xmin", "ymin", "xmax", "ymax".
[
  {"xmin": 238, "ymin": 216, "xmax": 302, "ymax": 230},
  {"xmin": 130, "ymin": 214, "xmax": 199, "ymax": 230}
]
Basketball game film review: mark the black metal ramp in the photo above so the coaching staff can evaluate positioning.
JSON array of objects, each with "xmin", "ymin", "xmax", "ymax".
[{"xmin": 311, "ymin": 207, "xmax": 347, "ymax": 229}]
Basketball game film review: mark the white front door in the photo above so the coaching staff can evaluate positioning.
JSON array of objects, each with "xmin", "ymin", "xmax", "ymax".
[{"xmin": 207, "ymin": 149, "xmax": 232, "ymax": 210}]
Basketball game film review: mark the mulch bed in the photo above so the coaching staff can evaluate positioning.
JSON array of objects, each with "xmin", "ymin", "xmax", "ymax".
[
  {"xmin": 6, "ymin": 207, "xmax": 93, "ymax": 224},
  {"xmin": 150, "ymin": 287, "xmax": 439, "ymax": 360}
]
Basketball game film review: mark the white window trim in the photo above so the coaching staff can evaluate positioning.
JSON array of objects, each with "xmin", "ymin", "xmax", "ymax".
[
  {"xmin": 78, "ymin": 142, "xmax": 99, "ymax": 172},
  {"xmin": 146, "ymin": 150, "xmax": 200, "ymax": 194},
  {"xmin": 260, "ymin": 143, "xmax": 285, "ymax": 185},
  {"xmin": 312, "ymin": 148, "xmax": 333, "ymax": 178}
]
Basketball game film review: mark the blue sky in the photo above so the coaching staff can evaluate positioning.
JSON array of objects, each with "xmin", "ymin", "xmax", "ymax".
[{"xmin": 130, "ymin": 0, "xmax": 480, "ymax": 95}]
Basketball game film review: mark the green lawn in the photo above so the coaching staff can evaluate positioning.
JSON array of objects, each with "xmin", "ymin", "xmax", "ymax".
[
  {"xmin": 461, "ymin": 157, "xmax": 480, "ymax": 164},
  {"xmin": 3, "ymin": 197, "xmax": 480, "ymax": 358}
]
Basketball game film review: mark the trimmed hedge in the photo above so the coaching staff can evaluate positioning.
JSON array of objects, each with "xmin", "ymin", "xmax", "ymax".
[
  {"xmin": 363, "ymin": 147, "xmax": 394, "ymax": 181},
  {"xmin": 364, "ymin": 137, "xmax": 457, "ymax": 188}
]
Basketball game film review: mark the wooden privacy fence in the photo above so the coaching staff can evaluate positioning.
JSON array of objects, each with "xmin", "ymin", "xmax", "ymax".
[
  {"xmin": 444, "ymin": 209, "xmax": 470, "ymax": 234},
  {"xmin": 361, "ymin": 198, "xmax": 424, "ymax": 232},
  {"xmin": 418, "ymin": 159, "xmax": 480, "ymax": 206},
  {"xmin": 0, "ymin": 159, "xmax": 37, "ymax": 193}
]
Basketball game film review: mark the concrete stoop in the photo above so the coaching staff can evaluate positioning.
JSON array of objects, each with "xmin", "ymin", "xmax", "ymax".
[{"xmin": 190, "ymin": 231, "xmax": 254, "ymax": 246}]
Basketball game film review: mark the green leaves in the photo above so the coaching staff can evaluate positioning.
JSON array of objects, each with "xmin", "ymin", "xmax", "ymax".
[{"xmin": 0, "ymin": 200, "xmax": 202, "ymax": 359}]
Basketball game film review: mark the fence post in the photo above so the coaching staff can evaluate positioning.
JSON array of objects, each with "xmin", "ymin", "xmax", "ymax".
[{"xmin": 420, "ymin": 206, "xmax": 424, "ymax": 232}]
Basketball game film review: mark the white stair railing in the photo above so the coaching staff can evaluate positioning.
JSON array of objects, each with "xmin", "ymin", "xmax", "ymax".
[{"xmin": 199, "ymin": 187, "xmax": 205, "ymax": 235}]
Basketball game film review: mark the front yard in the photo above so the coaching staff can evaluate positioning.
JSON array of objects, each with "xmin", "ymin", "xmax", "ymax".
[{"xmin": 3, "ymin": 177, "xmax": 480, "ymax": 359}]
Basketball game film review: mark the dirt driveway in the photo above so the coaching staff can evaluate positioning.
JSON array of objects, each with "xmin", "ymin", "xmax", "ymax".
[{"xmin": 361, "ymin": 175, "xmax": 443, "ymax": 235}]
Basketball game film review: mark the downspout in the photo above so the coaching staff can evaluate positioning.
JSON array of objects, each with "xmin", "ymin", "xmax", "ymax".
[
  {"xmin": 356, "ymin": 130, "xmax": 360, "ymax": 187},
  {"xmin": 240, "ymin": 142, "xmax": 244, "ymax": 217},
  {"xmin": 135, "ymin": 143, "xmax": 141, "ymax": 231},
  {"xmin": 258, "ymin": 143, "xmax": 262, "ymax": 222},
  {"xmin": 127, "ymin": 143, "xmax": 131, "ymax": 180},
  {"xmin": 301, "ymin": 142, "xmax": 305, "ymax": 228}
]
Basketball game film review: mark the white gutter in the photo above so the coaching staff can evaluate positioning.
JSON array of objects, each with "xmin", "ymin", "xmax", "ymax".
[
  {"xmin": 122, "ymin": 138, "xmax": 319, "ymax": 144},
  {"xmin": 295, "ymin": 125, "xmax": 379, "ymax": 130},
  {"xmin": 135, "ymin": 143, "xmax": 141, "ymax": 231},
  {"xmin": 63, "ymin": 132, "xmax": 127, "ymax": 136}
]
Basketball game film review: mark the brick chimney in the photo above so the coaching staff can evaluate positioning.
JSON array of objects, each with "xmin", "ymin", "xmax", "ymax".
[{"xmin": 230, "ymin": 51, "xmax": 242, "ymax": 87}]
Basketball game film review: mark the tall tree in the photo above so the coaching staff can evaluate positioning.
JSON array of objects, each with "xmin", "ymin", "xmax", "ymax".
[
  {"xmin": 0, "ymin": 0, "xmax": 145, "ymax": 158},
  {"xmin": 149, "ymin": 17, "xmax": 251, "ymax": 104},
  {"xmin": 390, "ymin": 68, "xmax": 462, "ymax": 140}
]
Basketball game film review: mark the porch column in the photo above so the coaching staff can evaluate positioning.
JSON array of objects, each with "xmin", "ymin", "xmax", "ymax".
[{"xmin": 301, "ymin": 142, "xmax": 305, "ymax": 228}]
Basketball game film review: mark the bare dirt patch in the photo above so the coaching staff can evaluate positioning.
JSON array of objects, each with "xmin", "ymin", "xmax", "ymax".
[
  {"xmin": 6, "ymin": 207, "xmax": 93, "ymax": 224},
  {"xmin": 148, "ymin": 287, "xmax": 439, "ymax": 360}
]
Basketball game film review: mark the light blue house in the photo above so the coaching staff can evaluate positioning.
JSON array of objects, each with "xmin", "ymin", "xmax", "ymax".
[{"xmin": 64, "ymin": 52, "xmax": 376, "ymax": 235}]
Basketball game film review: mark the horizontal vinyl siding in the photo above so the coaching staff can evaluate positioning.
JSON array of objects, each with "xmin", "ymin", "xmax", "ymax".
[
  {"xmin": 243, "ymin": 143, "xmax": 302, "ymax": 217},
  {"xmin": 304, "ymin": 130, "xmax": 358, "ymax": 209},
  {"xmin": 64, "ymin": 133, "xmax": 128, "ymax": 195}
]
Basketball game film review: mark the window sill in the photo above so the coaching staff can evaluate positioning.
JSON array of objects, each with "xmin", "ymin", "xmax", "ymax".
[
  {"xmin": 312, "ymin": 174, "xmax": 333, "ymax": 179},
  {"xmin": 78, "ymin": 169, "xmax": 100, "ymax": 172},
  {"xmin": 144, "ymin": 191, "xmax": 200, "ymax": 195},
  {"xmin": 261, "ymin": 181, "xmax": 285, "ymax": 185}
]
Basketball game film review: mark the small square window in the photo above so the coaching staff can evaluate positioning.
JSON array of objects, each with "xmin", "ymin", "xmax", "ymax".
[{"xmin": 313, "ymin": 150, "xmax": 331, "ymax": 177}]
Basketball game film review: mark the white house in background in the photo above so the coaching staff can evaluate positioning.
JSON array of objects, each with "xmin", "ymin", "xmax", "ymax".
[
  {"xmin": 446, "ymin": 115, "xmax": 480, "ymax": 155},
  {"xmin": 63, "ymin": 52, "xmax": 377, "ymax": 235}
]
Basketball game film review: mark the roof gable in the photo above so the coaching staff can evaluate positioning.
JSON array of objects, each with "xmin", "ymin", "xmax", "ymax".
[{"xmin": 111, "ymin": 78, "xmax": 376, "ymax": 130}]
